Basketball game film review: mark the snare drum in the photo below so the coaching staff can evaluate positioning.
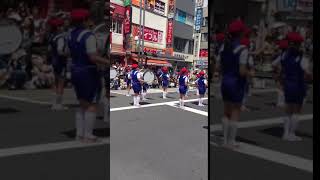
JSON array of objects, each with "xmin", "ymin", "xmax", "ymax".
[
  {"xmin": 142, "ymin": 69, "xmax": 155, "ymax": 85},
  {"xmin": 110, "ymin": 67, "xmax": 118, "ymax": 79},
  {"xmin": 0, "ymin": 19, "xmax": 22, "ymax": 55}
]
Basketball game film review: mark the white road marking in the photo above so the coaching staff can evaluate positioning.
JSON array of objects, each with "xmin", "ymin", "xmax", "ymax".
[
  {"xmin": 0, "ymin": 138, "xmax": 109, "ymax": 158},
  {"xmin": 0, "ymin": 94, "xmax": 51, "ymax": 105},
  {"xmin": 211, "ymin": 136, "xmax": 313, "ymax": 173},
  {"xmin": 110, "ymin": 98, "xmax": 208, "ymax": 112},
  {"xmin": 111, "ymin": 88, "xmax": 197, "ymax": 96},
  {"xmin": 167, "ymin": 103, "xmax": 208, "ymax": 116},
  {"xmin": 210, "ymin": 114, "xmax": 313, "ymax": 131}
]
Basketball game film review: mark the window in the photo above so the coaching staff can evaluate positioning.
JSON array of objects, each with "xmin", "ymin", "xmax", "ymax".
[
  {"xmin": 202, "ymin": 17, "xmax": 208, "ymax": 27},
  {"xmin": 174, "ymin": 37, "xmax": 194, "ymax": 54},
  {"xmin": 111, "ymin": 19, "xmax": 123, "ymax": 34},
  {"xmin": 201, "ymin": 33, "xmax": 208, "ymax": 42},
  {"xmin": 175, "ymin": 8, "xmax": 193, "ymax": 27}
]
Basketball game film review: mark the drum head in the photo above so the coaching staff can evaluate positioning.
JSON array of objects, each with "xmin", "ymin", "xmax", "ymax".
[
  {"xmin": 110, "ymin": 68, "xmax": 117, "ymax": 79},
  {"xmin": 0, "ymin": 20, "xmax": 22, "ymax": 55},
  {"xmin": 143, "ymin": 70, "xmax": 155, "ymax": 84}
]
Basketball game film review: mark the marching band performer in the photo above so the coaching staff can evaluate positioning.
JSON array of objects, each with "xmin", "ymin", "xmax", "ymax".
[
  {"xmin": 48, "ymin": 17, "xmax": 68, "ymax": 110},
  {"xmin": 196, "ymin": 71, "xmax": 207, "ymax": 106},
  {"xmin": 141, "ymin": 66, "xmax": 149, "ymax": 101},
  {"xmin": 131, "ymin": 63, "xmax": 143, "ymax": 106},
  {"xmin": 272, "ymin": 32, "xmax": 312, "ymax": 141},
  {"xmin": 178, "ymin": 67, "xmax": 189, "ymax": 108},
  {"xmin": 240, "ymin": 36, "xmax": 254, "ymax": 111},
  {"xmin": 67, "ymin": 9, "xmax": 108, "ymax": 142},
  {"xmin": 272, "ymin": 39, "xmax": 288, "ymax": 108},
  {"xmin": 217, "ymin": 19, "xmax": 249, "ymax": 148},
  {"xmin": 125, "ymin": 66, "xmax": 132, "ymax": 96},
  {"xmin": 160, "ymin": 66, "xmax": 169, "ymax": 99}
]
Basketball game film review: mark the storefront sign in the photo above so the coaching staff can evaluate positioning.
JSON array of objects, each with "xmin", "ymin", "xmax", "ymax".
[
  {"xmin": 296, "ymin": 0, "xmax": 313, "ymax": 12},
  {"xmin": 168, "ymin": 0, "xmax": 175, "ymax": 19},
  {"xmin": 195, "ymin": 8, "xmax": 203, "ymax": 31},
  {"xmin": 173, "ymin": 52, "xmax": 193, "ymax": 62},
  {"xmin": 166, "ymin": 19, "xmax": 174, "ymax": 46},
  {"xmin": 277, "ymin": 0, "xmax": 297, "ymax": 12},
  {"xmin": 144, "ymin": 47, "xmax": 164, "ymax": 54},
  {"xmin": 124, "ymin": 6, "xmax": 132, "ymax": 34},
  {"xmin": 199, "ymin": 49, "xmax": 208, "ymax": 57},
  {"xmin": 132, "ymin": 24, "xmax": 163, "ymax": 43},
  {"xmin": 154, "ymin": 0, "xmax": 165, "ymax": 16},
  {"xmin": 112, "ymin": 3, "xmax": 125, "ymax": 19},
  {"xmin": 195, "ymin": 60, "xmax": 208, "ymax": 66},
  {"xmin": 196, "ymin": 0, "xmax": 204, "ymax": 7},
  {"xmin": 132, "ymin": 0, "xmax": 145, "ymax": 7}
]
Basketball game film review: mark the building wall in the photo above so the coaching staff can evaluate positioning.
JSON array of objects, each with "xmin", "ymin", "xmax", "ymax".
[{"xmin": 131, "ymin": 6, "xmax": 167, "ymax": 50}]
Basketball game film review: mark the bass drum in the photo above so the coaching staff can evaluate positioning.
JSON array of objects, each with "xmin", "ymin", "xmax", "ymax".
[
  {"xmin": 0, "ymin": 19, "xmax": 22, "ymax": 55},
  {"xmin": 93, "ymin": 23, "xmax": 109, "ymax": 56},
  {"xmin": 142, "ymin": 69, "xmax": 155, "ymax": 85},
  {"xmin": 110, "ymin": 67, "xmax": 118, "ymax": 79}
]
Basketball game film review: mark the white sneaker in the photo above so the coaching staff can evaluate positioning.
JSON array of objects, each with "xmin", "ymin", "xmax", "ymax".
[
  {"xmin": 288, "ymin": 134, "xmax": 302, "ymax": 141},
  {"xmin": 126, "ymin": 94, "xmax": 131, "ymax": 97},
  {"xmin": 199, "ymin": 104, "xmax": 205, "ymax": 107},
  {"xmin": 52, "ymin": 104, "xmax": 68, "ymax": 110}
]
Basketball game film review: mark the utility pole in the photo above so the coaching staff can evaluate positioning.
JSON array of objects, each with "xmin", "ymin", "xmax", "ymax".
[
  {"xmin": 142, "ymin": 0, "xmax": 146, "ymax": 66},
  {"xmin": 138, "ymin": 0, "xmax": 143, "ymax": 66}
]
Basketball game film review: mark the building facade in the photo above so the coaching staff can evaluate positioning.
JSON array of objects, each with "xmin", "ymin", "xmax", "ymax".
[{"xmin": 172, "ymin": 0, "xmax": 195, "ymax": 67}]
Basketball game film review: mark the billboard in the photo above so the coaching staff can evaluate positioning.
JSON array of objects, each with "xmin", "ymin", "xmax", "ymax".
[
  {"xmin": 132, "ymin": 0, "xmax": 166, "ymax": 16},
  {"xmin": 166, "ymin": 19, "xmax": 174, "ymax": 46},
  {"xmin": 168, "ymin": 0, "xmax": 175, "ymax": 18},
  {"xmin": 195, "ymin": 8, "xmax": 203, "ymax": 31},
  {"xmin": 132, "ymin": 24, "xmax": 163, "ymax": 43},
  {"xmin": 124, "ymin": 6, "xmax": 132, "ymax": 34}
]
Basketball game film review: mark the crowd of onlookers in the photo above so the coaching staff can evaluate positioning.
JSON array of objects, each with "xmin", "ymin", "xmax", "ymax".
[
  {"xmin": 110, "ymin": 62, "xmax": 207, "ymax": 90},
  {"xmin": 211, "ymin": 22, "xmax": 313, "ymax": 73},
  {"xmin": 0, "ymin": 2, "xmax": 72, "ymax": 89}
]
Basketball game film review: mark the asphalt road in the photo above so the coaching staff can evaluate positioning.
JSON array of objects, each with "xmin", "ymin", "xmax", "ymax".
[
  {"xmin": 0, "ymin": 89, "xmax": 109, "ymax": 180},
  {"xmin": 110, "ymin": 89, "xmax": 208, "ymax": 180},
  {"xmin": 210, "ymin": 84, "xmax": 314, "ymax": 180}
]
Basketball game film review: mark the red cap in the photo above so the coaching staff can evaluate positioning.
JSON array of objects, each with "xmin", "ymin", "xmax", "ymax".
[
  {"xmin": 240, "ymin": 38, "xmax": 250, "ymax": 47},
  {"xmin": 286, "ymin": 32, "xmax": 304, "ymax": 43},
  {"xmin": 278, "ymin": 40, "xmax": 289, "ymax": 49},
  {"xmin": 48, "ymin": 18, "xmax": 64, "ymax": 27},
  {"xmin": 228, "ymin": 20, "xmax": 245, "ymax": 33},
  {"xmin": 243, "ymin": 27, "xmax": 251, "ymax": 37},
  {"xmin": 162, "ymin": 67, "xmax": 168, "ymax": 72},
  {"xmin": 199, "ymin": 71, "xmax": 205, "ymax": 76},
  {"xmin": 70, "ymin": 9, "xmax": 90, "ymax": 22},
  {"xmin": 215, "ymin": 33, "xmax": 225, "ymax": 42},
  {"xmin": 180, "ymin": 67, "xmax": 187, "ymax": 74},
  {"xmin": 131, "ymin": 64, "xmax": 138, "ymax": 69}
]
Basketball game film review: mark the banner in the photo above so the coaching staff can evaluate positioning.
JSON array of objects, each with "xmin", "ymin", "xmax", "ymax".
[
  {"xmin": 124, "ymin": 6, "xmax": 132, "ymax": 34},
  {"xmin": 195, "ymin": 8, "xmax": 203, "ymax": 31},
  {"xmin": 166, "ymin": 19, "xmax": 174, "ymax": 45},
  {"xmin": 168, "ymin": 0, "xmax": 175, "ymax": 19},
  {"xmin": 132, "ymin": 24, "xmax": 163, "ymax": 43},
  {"xmin": 175, "ymin": 9, "xmax": 187, "ymax": 23}
]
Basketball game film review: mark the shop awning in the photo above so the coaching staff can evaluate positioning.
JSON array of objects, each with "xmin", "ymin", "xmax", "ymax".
[
  {"xmin": 132, "ymin": 58, "xmax": 172, "ymax": 67},
  {"xmin": 146, "ymin": 59, "xmax": 172, "ymax": 67}
]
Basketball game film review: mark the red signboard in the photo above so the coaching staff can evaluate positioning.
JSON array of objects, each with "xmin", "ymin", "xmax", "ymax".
[
  {"xmin": 166, "ymin": 19, "xmax": 173, "ymax": 45},
  {"xmin": 144, "ymin": 47, "xmax": 164, "ymax": 54},
  {"xmin": 132, "ymin": 24, "xmax": 163, "ymax": 43},
  {"xmin": 199, "ymin": 49, "xmax": 208, "ymax": 57},
  {"xmin": 124, "ymin": 6, "xmax": 132, "ymax": 34}
]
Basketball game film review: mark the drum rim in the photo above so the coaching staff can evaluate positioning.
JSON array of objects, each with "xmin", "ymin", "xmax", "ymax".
[
  {"xmin": 0, "ymin": 19, "xmax": 22, "ymax": 55},
  {"xmin": 142, "ymin": 70, "xmax": 155, "ymax": 84}
]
